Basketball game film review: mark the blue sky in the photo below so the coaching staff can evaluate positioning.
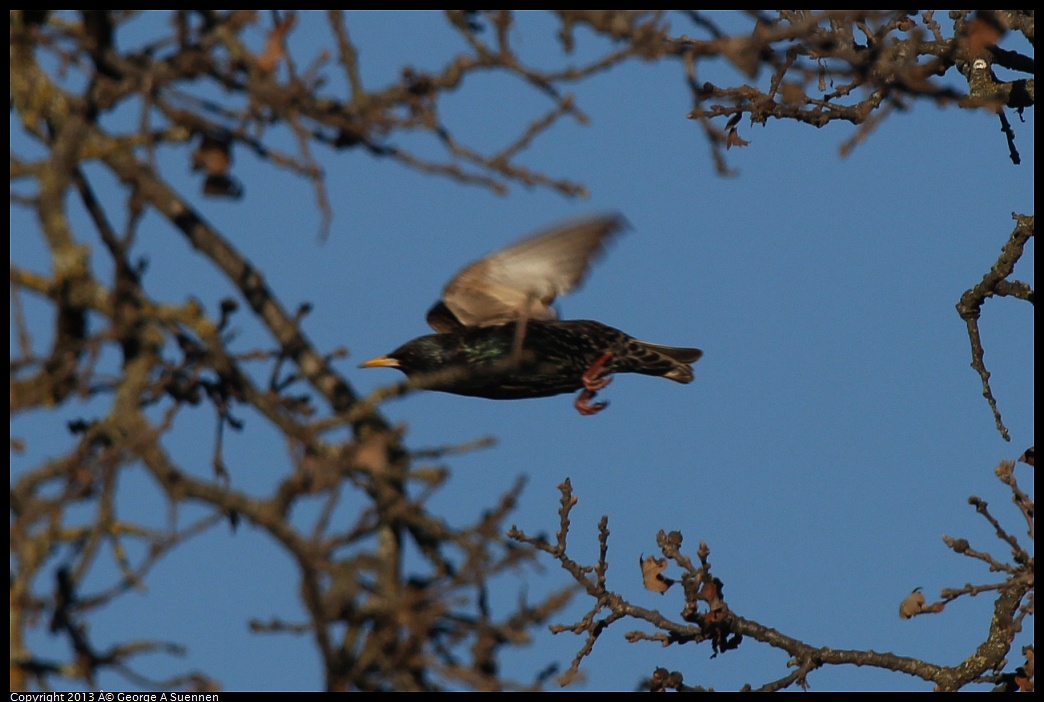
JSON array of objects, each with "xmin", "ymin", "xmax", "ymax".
[{"xmin": 11, "ymin": 11, "xmax": 1034, "ymax": 691}]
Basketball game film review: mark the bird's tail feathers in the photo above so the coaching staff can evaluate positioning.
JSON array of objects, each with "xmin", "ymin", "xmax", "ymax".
[{"xmin": 635, "ymin": 341, "xmax": 702, "ymax": 384}]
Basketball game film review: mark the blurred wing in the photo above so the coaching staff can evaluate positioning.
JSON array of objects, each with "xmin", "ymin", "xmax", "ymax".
[
  {"xmin": 438, "ymin": 213, "xmax": 627, "ymax": 328},
  {"xmin": 425, "ymin": 300, "xmax": 464, "ymax": 333}
]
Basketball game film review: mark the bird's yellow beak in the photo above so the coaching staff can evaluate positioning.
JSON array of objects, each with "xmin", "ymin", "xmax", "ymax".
[{"xmin": 359, "ymin": 356, "xmax": 400, "ymax": 369}]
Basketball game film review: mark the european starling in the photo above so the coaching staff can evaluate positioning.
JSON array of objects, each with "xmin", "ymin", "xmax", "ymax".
[{"xmin": 361, "ymin": 214, "xmax": 701, "ymax": 414}]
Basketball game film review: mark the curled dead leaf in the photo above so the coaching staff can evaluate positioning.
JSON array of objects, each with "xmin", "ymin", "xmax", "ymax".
[
  {"xmin": 899, "ymin": 588, "xmax": 925, "ymax": 619},
  {"xmin": 257, "ymin": 13, "xmax": 296, "ymax": 74},
  {"xmin": 696, "ymin": 576, "xmax": 721, "ymax": 604},
  {"xmin": 201, "ymin": 175, "xmax": 243, "ymax": 198},
  {"xmin": 640, "ymin": 554, "xmax": 675, "ymax": 594},
  {"xmin": 192, "ymin": 133, "xmax": 243, "ymax": 198},
  {"xmin": 192, "ymin": 134, "xmax": 232, "ymax": 177},
  {"xmin": 961, "ymin": 11, "xmax": 1006, "ymax": 58},
  {"xmin": 899, "ymin": 588, "xmax": 945, "ymax": 619},
  {"xmin": 695, "ymin": 575, "xmax": 726, "ymax": 621},
  {"xmin": 726, "ymin": 127, "xmax": 749, "ymax": 150}
]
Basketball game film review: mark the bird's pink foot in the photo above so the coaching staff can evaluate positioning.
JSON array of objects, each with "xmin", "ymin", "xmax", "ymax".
[
  {"xmin": 574, "ymin": 389, "xmax": 608, "ymax": 415},
  {"xmin": 575, "ymin": 352, "xmax": 613, "ymax": 415}
]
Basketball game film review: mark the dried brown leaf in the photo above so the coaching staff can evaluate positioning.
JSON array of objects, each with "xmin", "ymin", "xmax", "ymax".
[
  {"xmin": 257, "ymin": 14, "xmax": 297, "ymax": 74},
  {"xmin": 726, "ymin": 127, "xmax": 750, "ymax": 150},
  {"xmin": 962, "ymin": 12, "xmax": 1006, "ymax": 58},
  {"xmin": 640, "ymin": 554, "xmax": 675, "ymax": 594},
  {"xmin": 191, "ymin": 134, "xmax": 232, "ymax": 177},
  {"xmin": 899, "ymin": 588, "xmax": 926, "ymax": 619}
]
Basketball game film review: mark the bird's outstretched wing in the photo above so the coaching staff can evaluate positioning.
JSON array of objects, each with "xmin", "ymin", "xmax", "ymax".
[{"xmin": 428, "ymin": 213, "xmax": 627, "ymax": 330}]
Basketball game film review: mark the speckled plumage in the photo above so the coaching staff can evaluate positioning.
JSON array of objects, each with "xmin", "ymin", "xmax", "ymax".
[{"xmin": 361, "ymin": 214, "xmax": 701, "ymax": 414}]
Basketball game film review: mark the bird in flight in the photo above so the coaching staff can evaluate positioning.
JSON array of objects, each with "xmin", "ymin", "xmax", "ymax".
[{"xmin": 361, "ymin": 214, "xmax": 701, "ymax": 415}]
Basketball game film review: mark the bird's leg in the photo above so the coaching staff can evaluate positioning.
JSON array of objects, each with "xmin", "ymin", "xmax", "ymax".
[
  {"xmin": 574, "ymin": 352, "xmax": 613, "ymax": 416},
  {"xmin": 582, "ymin": 352, "xmax": 613, "ymax": 391},
  {"xmin": 510, "ymin": 312, "xmax": 529, "ymax": 366},
  {"xmin": 510, "ymin": 292, "xmax": 540, "ymax": 366},
  {"xmin": 574, "ymin": 389, "xmax": 606, "ymax": 415}
]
